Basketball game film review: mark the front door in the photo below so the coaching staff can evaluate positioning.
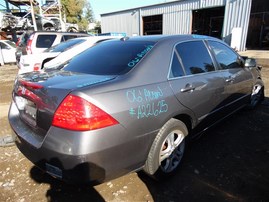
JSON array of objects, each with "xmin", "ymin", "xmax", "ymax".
[{"xmin": 207, "ymin": 40, "xmax": 253, "ymax": 109}]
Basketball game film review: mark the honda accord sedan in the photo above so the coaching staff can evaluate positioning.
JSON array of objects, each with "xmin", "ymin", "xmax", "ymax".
[{"xmin": 8, "ymin": 35, "xmax": 264, "ymax": 184}]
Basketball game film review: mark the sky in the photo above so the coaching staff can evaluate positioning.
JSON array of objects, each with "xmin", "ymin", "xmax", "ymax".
[{"xmin": 90, "ymin": 0, "xmax": 172, "ymax": 21}]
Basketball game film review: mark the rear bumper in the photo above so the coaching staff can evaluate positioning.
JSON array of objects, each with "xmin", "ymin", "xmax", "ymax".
[
  {"xmin": 9, "ymin": 101, "xmax": 153, "ymax": 184},
  {"xmin": 15, "ymin": 134, "xmax": 106, "ymax": 184}
]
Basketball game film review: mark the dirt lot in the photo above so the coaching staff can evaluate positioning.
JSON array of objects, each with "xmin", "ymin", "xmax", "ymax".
[{"xmin": 1, "ymin": 64, "xmax": 269, "ymax": 202}]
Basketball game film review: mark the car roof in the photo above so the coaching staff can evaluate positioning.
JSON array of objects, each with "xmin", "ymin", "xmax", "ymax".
[
  {"xmin": 30, "ymin": 31, "xmax": 90, "ymax": 35},
  {"xmin": 119, "ymin": 34, "xmax": 218, "ymax": 43}
]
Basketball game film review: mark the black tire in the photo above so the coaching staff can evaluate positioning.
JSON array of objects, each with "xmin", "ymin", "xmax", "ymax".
[
  {"xmin": 67, "ymin": 27, "xmax": 78, "ymax": 32},
  {"xmin": 143, "ymin": 118, "xmax": 188, "ymax": 180},
  {"xmin": 43, "ymin": 25, "xmax": 55, "ymax": 31},
  {"xmin": 248, "ymin": 81, "xmax": 264, "ymax": 109}
]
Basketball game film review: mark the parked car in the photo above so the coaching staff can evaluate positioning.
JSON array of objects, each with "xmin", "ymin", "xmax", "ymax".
[
  {"xmin": 18, "ymin": 37, "xmax": 85, "ymax": 74},
  {"xmin": 44, "ymin": 35, "xmax": 121, "ymax": 69},
  {"xmin": 18, "ymin": 36, "xmax": 120, "ymax": 74},
  {"xmin": 0, "ymin": 39, "xmax": 16, "ymax": 65},
  {"xmin": 12, "ymin": 12, "xmax": 56, "ymax": 31},
  {"xmin": 0, "ymin": 11, "xmax": 17, "ymax": 31},
  {"xmin": 8, "ymin": 35, "xmax": 264, "ymax": 184},
  {"xmin": 45, "ymin": 16, "xmax": 78, "ymax": 32},
  {"xmin": 15, "ymin": 31, "xmax": 91, "ymax": 65}
]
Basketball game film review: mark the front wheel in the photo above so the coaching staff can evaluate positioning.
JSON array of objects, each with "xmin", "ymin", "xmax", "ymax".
[{"xmin": 143, "ymin": 119, "xmax": 188, "ymax": 180}]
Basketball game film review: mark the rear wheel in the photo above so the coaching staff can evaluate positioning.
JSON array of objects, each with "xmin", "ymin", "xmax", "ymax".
[{"xmin": 143, "ymin": 119, "xmax": 187, "ymax": 180}]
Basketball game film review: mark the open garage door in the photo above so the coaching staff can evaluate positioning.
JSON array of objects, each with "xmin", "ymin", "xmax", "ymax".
[{"xmin": 192, "ymin": 7, "xmax": 225, "ymax": 39}]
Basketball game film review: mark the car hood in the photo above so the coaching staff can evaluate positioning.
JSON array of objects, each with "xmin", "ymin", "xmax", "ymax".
[{"xmin": 14, "ymin": 70, "xmax": 116, "ymax": 131}]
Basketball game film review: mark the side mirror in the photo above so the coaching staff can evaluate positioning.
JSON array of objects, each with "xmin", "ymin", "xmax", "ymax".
[
  {"xmin": 244, "ymin": 58, "xmax": 257, "ymax": 68},
  {"xmin": 236, "ymin": 56, "xmax": 245, "ymax": 67}
]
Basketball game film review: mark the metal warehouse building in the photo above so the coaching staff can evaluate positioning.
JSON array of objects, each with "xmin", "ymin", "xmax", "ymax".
[{"xmin": 101, "ymin": 0, "xmax": 269, "ymax": 51}]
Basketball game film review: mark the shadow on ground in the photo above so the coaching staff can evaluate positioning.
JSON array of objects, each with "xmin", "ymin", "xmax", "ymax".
[
  {"xmin": 29, "ymin": 98, "xmax": 269, "ymax": 202},
  {"xmin": 30, "ymin": 166, "xmax": 105, "ymax": 201}
]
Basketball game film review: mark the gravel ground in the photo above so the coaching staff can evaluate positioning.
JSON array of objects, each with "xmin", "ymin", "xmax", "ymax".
[{"xmin": 1, "ymin": 64, "xmax": 269, "ymax": 202}]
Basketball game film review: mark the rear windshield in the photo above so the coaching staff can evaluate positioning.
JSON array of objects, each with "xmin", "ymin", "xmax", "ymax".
[
  {"xmin": 63, "ymin": 40, "xmax": 155, "ymax": 75},
  {"xmin": 44, "ymin": 38, "xmax": 86, "ymax": 53}
]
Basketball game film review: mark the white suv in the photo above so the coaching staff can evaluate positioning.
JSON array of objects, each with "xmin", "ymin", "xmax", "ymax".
[{"xmin": 15, "ymin": 31, "xmax": 90, "ymax": 65}]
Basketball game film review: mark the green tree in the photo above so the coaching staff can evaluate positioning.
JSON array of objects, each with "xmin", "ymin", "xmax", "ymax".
[
  {"xmin": 84, "ymin": 1, "xmax": 95, "ymax": 23},
  {"xmin": 61, "ymin": 0, "xmax": 95, "ymax": 30}
]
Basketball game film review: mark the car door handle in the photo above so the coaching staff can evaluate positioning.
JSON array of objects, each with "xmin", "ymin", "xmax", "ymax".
[{"xmin": 181, "ymin": 85, "xmax": 195, "ymax": 93}]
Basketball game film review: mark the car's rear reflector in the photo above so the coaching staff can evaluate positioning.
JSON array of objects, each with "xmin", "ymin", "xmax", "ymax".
[
  {"xmin": 52, "ymin": 95, "xmax": 119, "ymax": 131},
  {"xmin": 33, "ymin": 63, "xmax": 41, "ymax": 71}
]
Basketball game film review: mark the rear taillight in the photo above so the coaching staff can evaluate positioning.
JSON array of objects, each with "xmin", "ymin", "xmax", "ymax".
[
  {"xmin": 52, "ymin": 95, "xmax": 118, "ymax": 131},
  {"xmin": 33, "ymin": 63, "xmax": 41, "ymax": 71},
  {"xmin": 26, "ymin": 34, "xmax": 34, "ymax": 54}
]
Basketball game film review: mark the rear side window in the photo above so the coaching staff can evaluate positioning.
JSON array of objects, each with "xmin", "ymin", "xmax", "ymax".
[
  {"xmin": 36, "ymin": 35, "xmax": 56, "ymax": 48},
  {"xmin": 44, "ymin": 38, "xmax": 85, "ymax": 53},
  {"xmin": 63, "ymin": 40, "xmax": 155, "ymax": 75},
  {"xmin": 176, "ymin": 41, "xmax": 215, "ymax": 75},
  {"xmin": 169, "ymin": 52, "xmax": 184, "ymax": 78}
]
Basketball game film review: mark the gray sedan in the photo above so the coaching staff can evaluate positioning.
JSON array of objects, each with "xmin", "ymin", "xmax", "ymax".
[{"xmin": 8, "ymin": 35, "xmax": 264, "ymax": 184}]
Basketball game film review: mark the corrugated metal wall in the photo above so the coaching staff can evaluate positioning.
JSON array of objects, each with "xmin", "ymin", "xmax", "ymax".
[
  {"xmin": 101, "ymin": 11, "xmax": 140, "ymax": 36},
  {"xmin": 101, "ymin": 0, "xmax": 251, "ymax": 51},
  {"xmin": 223, "ymin": 0, "xmax": 252, "ymax": 51}
]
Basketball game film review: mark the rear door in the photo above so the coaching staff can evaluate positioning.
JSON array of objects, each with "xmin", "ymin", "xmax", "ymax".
[
  {"xmin": 207, "ymin": 40, "xmax": 253, "ymax": 109},
  {"xmin": 169, "ymin": 40, "xmax": 227, "ymax": 129}
]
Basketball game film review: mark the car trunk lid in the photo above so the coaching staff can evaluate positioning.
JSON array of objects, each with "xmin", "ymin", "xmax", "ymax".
[{"xmin": 13, "ymin": 70, "xmax": 116, "ymax": 131}]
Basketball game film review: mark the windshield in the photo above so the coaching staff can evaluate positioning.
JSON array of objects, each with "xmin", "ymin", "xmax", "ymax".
[
  {"xmin": 5, "ymin": 40, "xmax": 16, "ymax": 48},
  {"xmin": 44, "ymin": 38, "xmax": 86, "ymax": 53},
  {"xmin": 63, "ymin": 40, "xmax": 155, "ymax": 75}
]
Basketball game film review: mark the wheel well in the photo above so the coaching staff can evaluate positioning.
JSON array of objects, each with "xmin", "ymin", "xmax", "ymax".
[
  {"xmin": 43, "ymin": 23, "xmax": 53, "ymax": 28},
  {"xmin": 173, "ymin": 114, "xmax": 192, "ymax": 134}
]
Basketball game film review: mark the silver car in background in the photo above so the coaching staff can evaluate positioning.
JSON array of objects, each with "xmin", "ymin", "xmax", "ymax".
[{"xmin": 9, "ymin": 35, "xmax": 264, "ymax": 184}]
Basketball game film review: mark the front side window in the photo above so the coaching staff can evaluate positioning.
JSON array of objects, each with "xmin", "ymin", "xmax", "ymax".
[
  {"xmin": 63, "ymin": 40, "xmax": 156, "ymax": 75},
  {"xmin": 176, "ymin": 41, "xmax": 215, "ymax": 75},
  {"xmin": 208, "ymin": 41, "xmax": 240, "ymax": 69}
]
